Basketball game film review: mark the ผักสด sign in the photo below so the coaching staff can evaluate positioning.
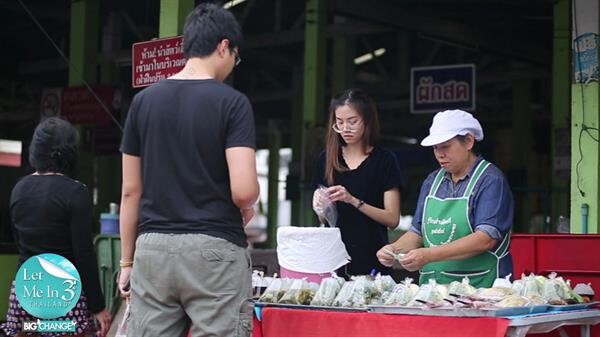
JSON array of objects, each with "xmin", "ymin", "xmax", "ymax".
[
  {"xmin": 410, "ymin": 64, "xmax": 476, "ymax": 114},
  {"xmin": 131, "ymin": 36, "xmax": 186, "ymax": 88}
]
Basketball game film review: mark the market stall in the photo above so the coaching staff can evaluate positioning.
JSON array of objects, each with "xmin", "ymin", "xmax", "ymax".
[{"xmin": 252, "ymin": 305, "xmax": 600, "ymax": 337}]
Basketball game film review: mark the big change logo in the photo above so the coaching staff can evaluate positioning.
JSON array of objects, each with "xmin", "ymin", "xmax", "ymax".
[{"xmin": 15, "ymin": 253, "xmax": 82, "ymax": 319}]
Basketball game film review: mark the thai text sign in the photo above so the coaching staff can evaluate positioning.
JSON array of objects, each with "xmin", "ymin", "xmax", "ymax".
[
  {"xmin": 132, "ymin": 36, "xmax": 186, "ymax": 88},
  {"xmin": 61, "ymin": 86, "xmax": 120, "ymax": 125},
  {"xmin": 410, "ymin": 64, "xmax": 475, "ymax": 114}
]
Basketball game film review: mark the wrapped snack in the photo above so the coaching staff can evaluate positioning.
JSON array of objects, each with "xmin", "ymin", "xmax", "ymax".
[
  {"xmin": 259, "ymin": 277, "xmax": 284, "ymax": 303},
  {"xmin": 492, "ymin": 274, "xmax": 513, "ymax": 289},
  {"xmin": 541, "ymin": 273, "xmax": 564, "ymax": 305},
  {"xmin": 374, "ymin": 274, "xmax": 397, "ymax": 293},
  {"xmin": 474, "ymin": 287, "xmax": 515, "ymax": 301},
  {"xmin": 511, "ymin": 278, "xmax": 525, "ymax": 296},
  {"xmin": 311, "ymin": 275, "xmax": 344, "ymax": 306},
  {"xmin": 409, "ymin": 279, "xmax": 448, "ymax": 307},
  {"xmin": 494, "ymin": 295, "xmax": 530, "ymax": 308},
  {"xmin": 522, "ymin": 274, "xmax": 542, "ymax": 299},
  {"xmin": 448, "ymin": 277, "xmax": 477, "ymax": 297},
  {"xmin": 555, "ymin": 278, "xmax": 585, "ymax": 304},
  {"xmin": 332, "ymin": 281, "xmax": 356, "ymax": 307},
  {"xmin": 385, "ymin": 278, "xmax": 419, "ymax": 305},
  {"xmin": 349, "ymin": 276, "xmax": 379, "ymax": 308},
  {"xmin": 280, "ymin": 278, "xmax": 311, "ymax": 304},
  {"xmin": 574, "ymin": 283, "xmax": 595, "ymax": 303}
]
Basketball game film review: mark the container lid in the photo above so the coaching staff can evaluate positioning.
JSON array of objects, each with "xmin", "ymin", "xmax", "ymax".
[
  {"xmin": 100, "ymin": 213, "xmax": 119, "ymax": 220},
  {"xmin": 276, "ymin": 226, "xmax": 350, "ymax": 274}
]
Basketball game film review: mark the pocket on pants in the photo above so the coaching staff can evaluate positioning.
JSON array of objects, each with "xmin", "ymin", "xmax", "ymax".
[{"xmin": 236, "ymin": 299, "xmax": 254, "ymax": 337}]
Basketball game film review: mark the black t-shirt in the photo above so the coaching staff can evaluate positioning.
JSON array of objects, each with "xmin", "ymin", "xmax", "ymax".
[
  {"xmin": 120, "ymin": 79, "xmax": 256, "ymax": 247},
  {"xmin": 312, "ymin": 147, "xmax": 403, "ymax": 276},
  {"xmin": 10, "ymin": 175, "xmax": 105, "ymax": 313}
]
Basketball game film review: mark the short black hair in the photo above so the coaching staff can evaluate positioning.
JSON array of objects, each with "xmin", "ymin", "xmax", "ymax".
[
  {"xmin": 183, "ymin": 3, "xmax": 242, "ymax": 59},
  {"xmin": 29, "ymin": 117, "xmax": 79, "ymax": 175}
]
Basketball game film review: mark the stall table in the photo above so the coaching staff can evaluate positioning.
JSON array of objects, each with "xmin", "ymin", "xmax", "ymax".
[{"xmin": 252, "ymin": 307, "xmax": 600, "ymax": 337}]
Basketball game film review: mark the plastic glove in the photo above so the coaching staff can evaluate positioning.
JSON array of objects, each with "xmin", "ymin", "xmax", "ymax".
[{"xmin": 312, "ymin": 186, "xmax": 328, "ymax": 216}]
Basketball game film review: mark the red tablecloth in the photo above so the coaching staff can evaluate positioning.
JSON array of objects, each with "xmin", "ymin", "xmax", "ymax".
[{"xmin": 253, "ymin": 308, "xmax": 510, "ymax": 337}]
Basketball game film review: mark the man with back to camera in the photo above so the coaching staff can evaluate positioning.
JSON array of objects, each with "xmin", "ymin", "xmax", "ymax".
[{"xmin": 117, "ymin": 3, "xmax": 259, "ymax": 337}]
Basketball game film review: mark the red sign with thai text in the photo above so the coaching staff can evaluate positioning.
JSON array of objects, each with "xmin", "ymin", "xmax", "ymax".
[
  {"xmin": 61, "ymin": 86, "xmax": 120, "ymax": 125},
  {"xmin": 131, "ymin": 36, "xmax": 186, "ymax": 88}
]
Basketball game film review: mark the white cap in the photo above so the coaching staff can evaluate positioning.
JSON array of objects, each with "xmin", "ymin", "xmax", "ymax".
[{"xmin": 420, "ymin": 109, "xmax": 484, "ymax": 146}]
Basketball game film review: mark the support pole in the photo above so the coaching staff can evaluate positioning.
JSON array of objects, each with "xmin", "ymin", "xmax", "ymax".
[{"xmin": 159, "ymin": 0, "xmax": 194, "ymax": 38}]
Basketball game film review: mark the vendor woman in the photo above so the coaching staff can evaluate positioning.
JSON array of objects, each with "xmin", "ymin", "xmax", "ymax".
[{"xmin": 377, "ymin": 109, "xmax": 514, "ymax": 288}]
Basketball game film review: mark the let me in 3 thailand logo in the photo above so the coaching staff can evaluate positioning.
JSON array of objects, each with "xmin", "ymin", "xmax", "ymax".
[{"xmin": 15, "ymin": 253, "xmax": 81, "ymax": 333}]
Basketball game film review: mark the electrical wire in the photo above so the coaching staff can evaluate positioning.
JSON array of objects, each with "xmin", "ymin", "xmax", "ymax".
[{"xmin": 16, "ymin": 0, "xmax": 123, "ymax": 132}]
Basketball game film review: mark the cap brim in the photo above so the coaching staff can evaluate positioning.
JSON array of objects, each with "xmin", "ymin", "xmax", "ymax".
[{"xmin": 420, "ymin": 132, "xmax": 460, "ymax": 147}]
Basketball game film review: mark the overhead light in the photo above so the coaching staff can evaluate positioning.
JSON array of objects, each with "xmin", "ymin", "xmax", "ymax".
[
  {"xmin": 354, "ymin": 48, "xmax": 386, "ymax": 65},
  {"xmin": 223, "ymin": 0, "xmax": 247, "ymax": 9}
]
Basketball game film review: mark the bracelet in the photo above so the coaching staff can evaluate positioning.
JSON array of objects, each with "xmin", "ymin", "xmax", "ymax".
[
  {"xmin": 119, "ymin": 260, "xmax": 133, "ymax": 268},
  {"xmin": 356, "ymin": 199, "xmax": 365, "ymax": 209}
]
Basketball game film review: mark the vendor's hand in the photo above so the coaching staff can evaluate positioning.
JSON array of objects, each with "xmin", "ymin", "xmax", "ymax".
[
  {"xmin": 326, "ymin": 185, "xmax": 355, "ymax": 204},
  {"xmin": 94, "ymin": 308, "xmax": 112, "ymax": 337},
  {"xmin": 118, "ymin": 267, "xmax": 132, "ymax": 298},
  {"xmin": 400, "ymin": 248, "xmax": 431, "ymax": 272},
  {"xmin": 376, "ymin": 244, "xmax": 398, "ymax": 267},
  {"xmin": 241, "ymin": 207, "xmax": 255, "ymax": 226}
]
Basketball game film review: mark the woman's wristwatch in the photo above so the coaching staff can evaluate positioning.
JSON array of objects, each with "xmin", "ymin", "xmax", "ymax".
[{"xmin": 355, "ymin": 199, "xmax": 365, "ymax": 209}]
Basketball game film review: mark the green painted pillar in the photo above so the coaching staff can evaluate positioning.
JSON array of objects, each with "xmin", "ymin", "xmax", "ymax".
[
  {"xmin": 331, "ymin": 18, "xmax": 355, "ymax": 96},
  {"xmin": 511, "ymin": 78, "xmax": 533, "ymax": 232},
  {"xmin": 266, "ymin": 121, "xmax": 281, "ymax": 248},
  {"xmin": 297, "ymin": 0, "xmax": 326, "ymax": 227},
  {"xmin": 570, "ymin": 83, "xmax": 600, "ymax": 234},
  {"xmin": 551, "ymin": 0, "xmax": 571, "ymax": 229},
  {"xmin": 290, "ymin": 66, "xmax": 303, "ymax": 226},
  {"xmin": 569, "ymin": 0, "xmax": 599, "ymax": 234},
  {"xmin": 69, "ymin": 0, "xmax": 98, "ymax": 205},
  {"xmin": 159, "ymin": 0, "xmax": 194, "ymax": 38},
  {"xmin": 69, "ymin": 0, "xmax": 98, "ymax": 86},
  {"xmin": 0, "ymin": 255, "xmax": 18, "ymax": 318}
]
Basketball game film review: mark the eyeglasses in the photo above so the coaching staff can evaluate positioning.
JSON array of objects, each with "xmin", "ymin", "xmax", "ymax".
[
  {"xmin": 232, "ymin": 49, "xmax": 241, "ymax": 67},
  {"xmin": 332, "ymin": 119, "xmax": 362, "ymax": 133}
]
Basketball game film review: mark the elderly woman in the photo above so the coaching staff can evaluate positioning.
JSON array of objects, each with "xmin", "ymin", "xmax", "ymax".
[{"xmin": 377, "ymin": 109, "xmax": 514, "ymax": 288}]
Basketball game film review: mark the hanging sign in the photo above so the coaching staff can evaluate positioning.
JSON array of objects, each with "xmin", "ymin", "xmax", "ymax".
[
  {"xmin": 131, "ymin": 36, "xmax": 186, "ymax": 88},
  {"xmin": 410, "ymin": 64, "xmax": 475, "ymax": 114}
]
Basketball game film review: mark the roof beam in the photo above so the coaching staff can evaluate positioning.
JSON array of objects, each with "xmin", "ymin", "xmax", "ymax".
[{"xmin": 330, "ymin": 0, "xmax": 549, "ymax": 65}]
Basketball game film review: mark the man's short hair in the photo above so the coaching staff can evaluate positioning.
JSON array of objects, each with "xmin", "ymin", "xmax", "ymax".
[{"xmin": 183, "ymin": 3, "xmax": 243, "ymax": 59}]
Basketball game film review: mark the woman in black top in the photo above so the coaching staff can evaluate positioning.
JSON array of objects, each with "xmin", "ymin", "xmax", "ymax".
[
  {"xmin": 2, "ymin": 117, "xmax": 111, "ymax": 337},
  {"xmin": 312, "ymin": 89, "xmax": 403, "ymax": 277}
]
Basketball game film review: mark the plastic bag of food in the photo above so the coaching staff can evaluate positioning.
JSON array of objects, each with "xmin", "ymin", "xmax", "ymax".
[
  {"xmin": 541, "ymin": 272, "xmax": 564, "ymax": 304},
  {"xmin": 332, "ymin": 281, "xmax": 356, "ymax": 307},
  {"xmin": 448, "ymin": 277, "xmax": 477, "ymax": 297},
  {"xmin": 474, "ymin": 286, "xmax": 515, "ymax": 302},
  {"xmin": 373, "ymin": 273, "xmax": 397, "ymax": 293},
  {"xmin": 280, "ymin": 278, "xmax": 312, "ymax": 304},
  {"xmin": 259, "ymin": 277, "xmax": 292, "ymax": 303},
  {"xmin": 494, "ymin": 294, "xmax": 530, "ymax": 308},
  {"xmin": 313, "ymin": 185, "xmax": 338, "ymax": 227},
  {"xmin": 522, "ymin": 274, "xmax": 542, "ymax": 298},
  {"xmin": 384, "ymin": 278, "xmax": 419, "ymax": 305},
  {"xmin": 409, "ymin": 279, "xmax": 448, "ymax": 307},
  {"xmin": 349, "ymin": 276, "xmax": 379, "ymax": 308},
  {"xmin": 555, "ymin": 277, "xmax": 585, "ymax": 304},
  {"xmin": 311, "ymin": 275, "xmax": 345, "ymax": 306}
]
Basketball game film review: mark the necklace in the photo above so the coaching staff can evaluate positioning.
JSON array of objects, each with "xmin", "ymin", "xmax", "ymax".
[{"xmin": 33, "ymin": 172, "xmax": 64, "ymax": 176}]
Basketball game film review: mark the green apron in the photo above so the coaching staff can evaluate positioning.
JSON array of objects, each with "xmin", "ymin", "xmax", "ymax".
[{"xmin": 419, "ymin": 160, "xmax": 510, "ymax": 288}]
